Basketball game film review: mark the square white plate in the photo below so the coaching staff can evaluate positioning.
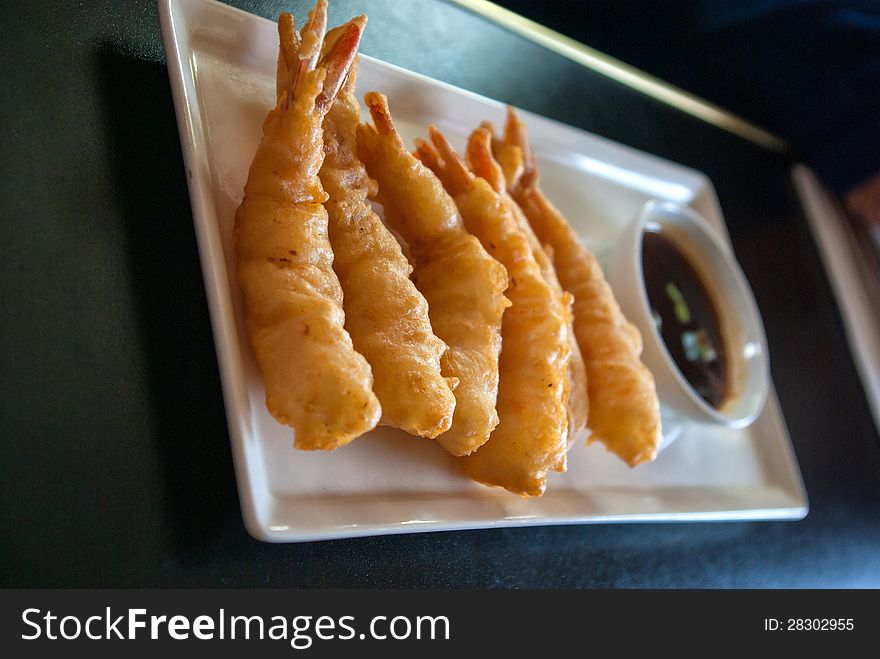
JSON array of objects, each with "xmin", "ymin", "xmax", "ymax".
[{"xmin": 159, "ymin": 0, "xmax": 808, "ymax": 542}]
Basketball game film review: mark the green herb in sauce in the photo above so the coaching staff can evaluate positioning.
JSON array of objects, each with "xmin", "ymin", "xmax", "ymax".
[{"xmin": 642, "ymin": 229, "xmax": 729, "ymax": 408}]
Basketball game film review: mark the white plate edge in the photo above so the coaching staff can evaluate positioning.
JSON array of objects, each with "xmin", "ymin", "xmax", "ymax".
[{"xmin": 160, "ymin": 0, "xmax": 270, "ymax": 540}]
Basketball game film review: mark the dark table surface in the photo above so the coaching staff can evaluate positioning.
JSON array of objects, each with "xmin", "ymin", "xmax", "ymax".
[{"xmin": 2, "ymin": 0, "xmax": 879, "ymax": 588}]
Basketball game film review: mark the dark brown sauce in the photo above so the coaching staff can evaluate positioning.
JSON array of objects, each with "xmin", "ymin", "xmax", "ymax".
[{"xmin": 641, "ymin": 229, "xmax": 729, "ymax": 408}]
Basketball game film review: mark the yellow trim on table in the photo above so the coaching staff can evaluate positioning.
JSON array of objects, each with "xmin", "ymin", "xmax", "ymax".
[{"xmin": 448, "ymin": 0, "xmax": 789, "ymax": 153}]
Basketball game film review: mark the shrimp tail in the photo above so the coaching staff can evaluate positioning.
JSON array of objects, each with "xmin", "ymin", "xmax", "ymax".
[
  {"xmin": 466, "ymin": 127, "xmax": 507, "ymax": 193},
  {"xmin": 363, "ymin": 91, "xmax": 399, "ymax": 139},
  {"xmin": 276, "ymin": 13, "xmax": 300, "ymax": 103},
  {"xmin": 413, "ymin": 139, "xmax": 446, "ymax": 182},
  {"xmin": 504, "ymin": 105, "xmax": 537, "ymax": 182},
  {"xmin": 415, "ymin": 136, "xmax": 471, "ymax": 197},
  {"xmin": 285, "ymin": 0, "xmax": 328, "ymax": 107},
  {"xmin": 425, "ymin": 126, "xmax": 472, "ymax": 195},
  {"xmin": 316, "ymin": 16, "xmax": 366, "ymax": 112}
]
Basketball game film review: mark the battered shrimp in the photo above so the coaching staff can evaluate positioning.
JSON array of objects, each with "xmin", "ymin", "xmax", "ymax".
[
  {"xmin": 357, "ymin": 93, "xmax": 509, "ymax": 456},
  {"xmin": 416, "ymin": 127, "xmax": 569, "ymax": 495},
  {"xmin": 283, "ymin": 26, "xmax": 456, "ymax": 438},
  {"xmin": 492, "ymin": 107, "xmax": 661, "ymax": 466},
  {"xmin": 234, "ymin": 4, "xmax": 380, "ymax": 450},
  {"xmin": 466, "ymin": 129, "xmax": 589, "ymax": 461}
]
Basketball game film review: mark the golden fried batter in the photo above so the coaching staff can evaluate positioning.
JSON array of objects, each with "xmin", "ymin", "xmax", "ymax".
[
  {"xmin": 494, "ymin": 107, "xmax": 661, "ymax": 466},
  {"xmin": 416, "ymin": 127, "xmax": 570, "ymax": 495},
  {"xmin": 310, "ymin": 44, "xmax": 455, "ymax": 438},
  {"xmin": 357, "ymin": 93, "xmax": 509, "ymax": 456},
  {"xmin": 234, "ymin": 5, "xmax": 380, "ymax": 450},
  {"xmin": 467, "ymin": 129, "xmax": 589, "ymax": 465}
]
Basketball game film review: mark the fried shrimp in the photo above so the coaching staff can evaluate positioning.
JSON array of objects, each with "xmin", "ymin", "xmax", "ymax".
[
  {"xmin": 357, "ymin": 93, "xmax": 509, "ymax": 457},
  {"xmin": 466, "ymin": 129, "xmax": 589, "ymax": 460},
  {"xmin": 234, "ymin": 3, "xmax": 380, "ymax": 450},
  {"xmin": 492, "ymin": 107, "xmax": 661, "ymax": 466},
  {"xmin": 416, "ymin": 127, "xmax": 569, "ymax": 495},
  {"xmin": 288, "ymin": 28, "xmax": 456, "ymax": 438}
]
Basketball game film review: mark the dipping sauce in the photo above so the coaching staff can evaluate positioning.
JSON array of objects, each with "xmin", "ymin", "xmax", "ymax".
[{"xmin": 641, "ymin": 229, "xmax": 729, "ymax": 408}]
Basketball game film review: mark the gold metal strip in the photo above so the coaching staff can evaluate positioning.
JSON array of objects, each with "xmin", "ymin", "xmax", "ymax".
[{"xmin": 448, "ymin": 0, "xmax": 789, "ymax": 152}]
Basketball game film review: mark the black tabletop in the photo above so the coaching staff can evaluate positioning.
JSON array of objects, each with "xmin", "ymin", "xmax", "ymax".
[{"xmin": 2, "ymin": 0, "xmax": 879, "ymax": 588}]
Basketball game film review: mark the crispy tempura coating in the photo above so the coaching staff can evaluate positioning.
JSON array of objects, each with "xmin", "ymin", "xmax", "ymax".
[
  {"xmin": 234, "ymin": 5, "xmax": 380, "ymax": 450},
  {"xmin": 493, "ymin": 107, "xmax": 661, "ymax": 466},
  {"xmin": 305, "ymin": 42, "xmax": 455, "ymax": 438},
  {"xmin": 416, "ymin": 127, "xmax": 570, "ymax": 495},
  {"xmin": 467, "ymin": 130, "xmax": 589, "ymax": 464},
  {"xmin": 357, "ymin": 93, "xmax": 509, "ymax": 456}
]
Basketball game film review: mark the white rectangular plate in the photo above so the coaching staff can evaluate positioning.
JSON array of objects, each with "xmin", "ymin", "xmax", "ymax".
[
  {"xmin": 793, "ymin": 165, "xmax": 880, "ymax": 435},
  {"xmin": 160, "ymin": 0, "xmax": 807, "ymax": 542}
]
